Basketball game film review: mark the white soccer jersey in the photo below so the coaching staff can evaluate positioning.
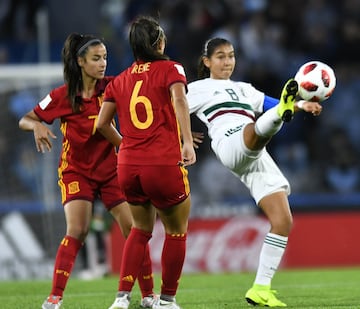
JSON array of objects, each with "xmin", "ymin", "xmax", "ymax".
[
  {"xmin": 187, "ymin": 78, "xmax": 290, "ymax": 204},
  {"xmin": 187, "ymin": 78, "xmax": 265, "ymax": 139}
]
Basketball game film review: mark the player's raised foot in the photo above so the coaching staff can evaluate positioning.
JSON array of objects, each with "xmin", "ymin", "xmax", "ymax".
[
  {"xmin": 152, "ymin": 297, "xmax": 181, "ymax": 309},
  {"xmin": 141, "ymin": 294, "xmax": 159, "ymax": 308},
  {"xmin": 245, "ymin": 284, "xmax": 287, "ymax": 307},
  {"xmin": 277, "ymin": 78, "xmax": 298, "ymax": 122},
  {"xmin": 108, "ymin": 292, "xmax": 131, "ymax": 309},
  {"xmin": 42, "ymin": 295, "xmax": 63, "ymax": 309}
]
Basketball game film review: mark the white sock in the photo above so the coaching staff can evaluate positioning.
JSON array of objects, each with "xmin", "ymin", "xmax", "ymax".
[
  {"xmin": 254, "ymin": 232, "xmax": 288, "ymax": 286},
  {"xmin": 254, "ymin": 106, "xmax": 283, "ymax": 138}
]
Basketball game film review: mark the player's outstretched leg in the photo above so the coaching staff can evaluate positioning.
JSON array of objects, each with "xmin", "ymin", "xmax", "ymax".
[
  {"xmin": 277, "ymin": 79, "xmax": 298, "ymax": 122},
  {"xmin": 245, "ymin": 284, "xmax": 287, "ymax": 307}
]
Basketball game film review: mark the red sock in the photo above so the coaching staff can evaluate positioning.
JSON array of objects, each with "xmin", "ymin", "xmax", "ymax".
[
  {"xmin": 161, "ymin": 233, "xmax": 187, "ymax": 296},
  {"xmin": 119, "ymin": 228, "xmax": 152, "ymax": 293},
  {"xmin": 137, "ymin": 243, "xmax": 154, "ymax": 297},
  {"xmin": 51, "ymin": 235, "xmax": 83, "ymax": 297}
]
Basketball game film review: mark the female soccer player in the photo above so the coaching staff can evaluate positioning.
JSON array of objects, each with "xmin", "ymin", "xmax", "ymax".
[
  {"xmin": 186, "ymin": 37, "xmax": 323, "ymax": 307},
  {"xmin": 96, "ymin": 15, "xmax": 196, "ymax": 309},
  {"xmin": 19, "ymin": 33, "xmax": 155, "ymax": 309}
]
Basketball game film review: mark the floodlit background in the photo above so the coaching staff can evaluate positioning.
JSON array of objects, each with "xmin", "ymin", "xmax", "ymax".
[{"xmin": 0, "ymin": 0, "xmax": 359, "ymax": 280}]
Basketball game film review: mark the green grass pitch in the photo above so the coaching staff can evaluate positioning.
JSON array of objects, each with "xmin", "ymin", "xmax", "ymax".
[{"xmin": 1, "ymin": 267, "xmax": 360, "ymax": 308}]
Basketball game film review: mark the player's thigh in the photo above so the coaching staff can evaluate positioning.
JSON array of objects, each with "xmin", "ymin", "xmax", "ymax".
[
  {"xmin": 156, "ymin": 195, "xmax": 191, "ymax": 235},
  {"xmin": 64, "ymin": 199, "xmax": 93, "ymax": 238},
  {"xmin": 238, "ymin": 150, "xmax": 290, "ymax": 204},
  {"xmin": 129, "ymin": 202, "xmax": 156, "ymax": 233}
]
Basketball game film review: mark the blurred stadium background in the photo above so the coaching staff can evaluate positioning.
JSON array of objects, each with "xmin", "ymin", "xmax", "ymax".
[{"xmin": 1, "ymin": 0, "xmax": 360, "ymax": 280}]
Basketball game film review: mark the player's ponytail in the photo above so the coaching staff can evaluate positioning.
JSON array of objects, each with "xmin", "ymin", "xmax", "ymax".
[{"xmin": 129, "ymin": 15, "xmax": 169, "ymax": 62}]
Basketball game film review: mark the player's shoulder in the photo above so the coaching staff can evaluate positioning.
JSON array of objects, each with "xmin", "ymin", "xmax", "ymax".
[
  {"xmin": 189, "ymin": 78, "xmax": 211, "ymax": 88},
  {"xmin": 235, "ymin": 80, "xmax": 252, "ymax": 88},
  {"xmin": 110, "ymin": 68, "xmax": 129, "ymax": 85},
  {"xmin": 49, "ymin": 84, "xmax": 67, "ymax": 99},
  {"xmin": 188, "ymin": 78, "xmax": 213, "ymax": 91},
  {"xmin": 156, "ymin": 59, "xmax": 184, "ymax": 70},
  {"xmin": 103, "ymin": 75, "xmax": 115, "ymax": 84},
  {"xmin": 156, "ymin": 60, "xmax": 187, "ymax": 79},
  {"xmin": 232, "ymin": 80, "xmax": 258, "ymax": 93}
]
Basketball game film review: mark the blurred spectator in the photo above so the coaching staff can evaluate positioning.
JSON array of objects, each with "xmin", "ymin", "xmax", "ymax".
[
  {"xmin": 320, "ymin": 63, "xmax": 360, "ymax": 153},
  {"xmin": 321, "ymin": 127, "xmax": 360, "ymax": 192},
  {"xmin": 337, "ymin": 0, "xmax": 360, "ymax": 61},
  {"xmin": 0, "ymin": 0, "xmax": 44, "ymax": 41}
]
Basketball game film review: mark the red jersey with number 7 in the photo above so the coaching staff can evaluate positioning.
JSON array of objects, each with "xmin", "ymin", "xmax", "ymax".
[
  {"xmin": 33, "ymin": 77, "xmax": 117, "ymax": 182},
  {"xmin": 104, "ymin": 60, "xmax": 187, "ymax": 166}
]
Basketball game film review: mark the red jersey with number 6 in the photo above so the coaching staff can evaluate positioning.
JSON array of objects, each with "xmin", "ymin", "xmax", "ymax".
[
  {"xmin": 104, "ymin": 60, "xmax": 187, "ymax": 166},
  {"xmin": 33, "ymin": 77, "xmax": 117, "ymax": 182}
]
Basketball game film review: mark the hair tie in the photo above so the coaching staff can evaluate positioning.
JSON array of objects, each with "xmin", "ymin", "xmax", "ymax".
[
  {"xmin": 203, "ymin": 39, "xmax": 212, "ymax": 56},
  {"xmin": 151, "ymin": 27, "xmax": 163, "ymax": 46}
]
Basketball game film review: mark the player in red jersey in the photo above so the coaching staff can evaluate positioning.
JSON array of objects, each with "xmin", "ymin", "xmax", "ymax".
[
  {"xmin": 97, "ymin": 16, "xmax": 196, "ymax": 309},
  {"xmin": 18, "ymin": 33, "xmax": 156, "ymax": 309}
]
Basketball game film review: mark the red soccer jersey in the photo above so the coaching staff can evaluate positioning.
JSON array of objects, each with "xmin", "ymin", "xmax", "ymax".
[
  {"xmin": 34, "ymin": 77, "xmax": 117, "ymax": 182},
  {"xmin": 104, "ymin": 60, "xmax": 187, "ymax": 166}
]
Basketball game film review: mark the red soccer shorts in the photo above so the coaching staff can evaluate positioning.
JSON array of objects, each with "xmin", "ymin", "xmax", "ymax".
[
  {"xmin": 117, "ymin": 164, "xmax": 190, "ymax": 209},
  {"xmin": 58, "ymin": 171, "xmax": 126, "ymax": 210}
]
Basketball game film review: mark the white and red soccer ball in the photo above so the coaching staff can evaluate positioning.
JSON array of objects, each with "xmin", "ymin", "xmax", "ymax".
[{"xmin": 294, "ymin": 61, "xmax": 336, "ymax": 102}]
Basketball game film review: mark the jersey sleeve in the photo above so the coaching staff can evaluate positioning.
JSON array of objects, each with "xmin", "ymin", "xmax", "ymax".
[
  {"xmin": 33, "ymin": 87, "xmax": 64, "ymax": 124},
  {"xmin": 263, "ymin": 95, "xmax": 279, "ymax": 112},
  {"xmin": 186, "ymin": 81, "xmax": 209, "ymax": 114},
  {"xmin": 103, "ymin": 78, "xmax": 116, "ymax": 103},
  {"xmin": 165, "ymin": 62, "xmax": 187, "ymax": 89},
  {"xmin": 237, "ymin": 82, "xmax": 265, "ymax": 113}
]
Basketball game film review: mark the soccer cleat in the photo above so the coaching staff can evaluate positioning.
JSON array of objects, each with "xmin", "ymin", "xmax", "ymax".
[
  {"xmin": 245, "ymin": 284, "xmax": 287, "ymax": 307},
  {"xmin": 108, "ymin": 293, "xmax": 131, "ymax": 309},
  {"xmin": 42, "ymin": 295, "xmax": 63, "ymax": 309},
  {"xmin": 277, "ymin": 78, "xmax": 298, "ymax": 122},
  {"xmin": 152, "ymin": 297, "xmax": 181, "ymax": 309},
  {"xmin": 141, "ymin": 294, "xmax": 159, "ymax": 308}
]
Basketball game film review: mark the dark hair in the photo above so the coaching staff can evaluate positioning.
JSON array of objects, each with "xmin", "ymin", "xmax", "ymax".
[
  {"xmin": 129, "ymin": 15, "xmax": 169, "ymax": 62},
  {"xmin": 61, "ymin": 33, "xmax": 103, "ymax": 112},
  {"xmin": 197, "ymin": 37, "xmax": 232, "ymax": 79}
]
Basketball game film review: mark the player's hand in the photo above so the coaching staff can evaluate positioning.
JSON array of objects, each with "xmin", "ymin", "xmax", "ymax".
[
  {"xmin": 192, "ymin": 131, "xmax": 204, "ymax": 149},
  {"xmin": 179, "ymin": 142, "xmax": 196, "ymax": 167},
  {"xmin": 296, "ymin": 100, "xmax": 323, "ymax": 116},
  {"xmin": 33, "ymin": 122, "xmax": 57, "ymax": 153}
]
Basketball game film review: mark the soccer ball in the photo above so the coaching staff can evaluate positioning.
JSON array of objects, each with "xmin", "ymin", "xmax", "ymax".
[{"xmin": 294, "ymin": 61, "xmax": 336, "ymax": 102}]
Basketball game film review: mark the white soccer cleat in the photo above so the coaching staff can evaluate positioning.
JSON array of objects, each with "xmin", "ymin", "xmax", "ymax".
[
  {"xmin": 108, "ymin": 293, "xmax": 130, "ymax": 309},
  {"xmin": 152, "ymin": 297, "xmax": 180, "ymax": 309},
  {"xmin": 141, "ymin": 294, "xmax": 159, "ymax": 308},
  {"xmin": 42, "ymin": 295, "xmax": 63, "ymax": 309}
]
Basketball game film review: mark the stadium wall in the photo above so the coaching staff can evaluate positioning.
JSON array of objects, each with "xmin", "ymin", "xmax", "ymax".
[{"xmin": 110, "ymin": 211, "xmax": 360, "ymax": 273}]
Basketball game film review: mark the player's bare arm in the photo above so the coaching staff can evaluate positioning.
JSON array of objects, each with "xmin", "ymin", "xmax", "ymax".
[
  {"xmin": 170, "ymin": 82, "xmax": 196, "ymax": 166},
  {"xmin": 19, "ymin": 110, "xmax": 57, "ymax": 153},
  {"xmin": 97, "ymin": 100, "xmax": 123, "ymax": 147}
]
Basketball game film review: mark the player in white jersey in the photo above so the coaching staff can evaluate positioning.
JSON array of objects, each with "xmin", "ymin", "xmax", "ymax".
[{"xmin": 187, "ymin": 38, "xmax": 323, "ymax": 307}]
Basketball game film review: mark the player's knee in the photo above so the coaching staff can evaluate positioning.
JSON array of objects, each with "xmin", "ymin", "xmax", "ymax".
[{"xmin": 67, "ymin": 225, "xmax": 89, "ymax": 241}]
